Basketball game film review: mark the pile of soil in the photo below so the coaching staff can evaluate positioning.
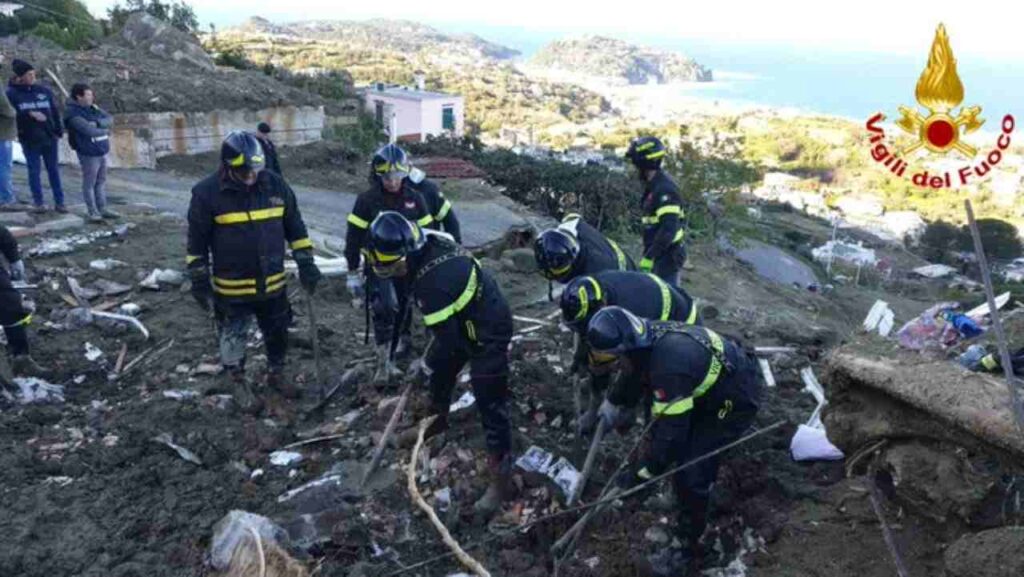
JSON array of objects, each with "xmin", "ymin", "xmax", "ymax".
[
  {"xmin": 0, "ymin": 202, "xmax": 1001, "ymax": 577},
  {"xmin": 0, "ymin": 36, "xmax": 325, "ymax": 114}
]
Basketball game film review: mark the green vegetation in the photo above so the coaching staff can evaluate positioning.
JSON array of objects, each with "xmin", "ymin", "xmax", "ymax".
[
  {"xmin": 107, "ymin": 0, "xmax": 199, "ymax": 34},
  {"xmin": 0, "ymin": 0, "xmax": 101, "ymax": 49}
]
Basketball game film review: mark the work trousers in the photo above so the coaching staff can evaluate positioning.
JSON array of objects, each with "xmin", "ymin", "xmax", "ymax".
[
  {"xmin": 23, "ymin": 140, "xmax": 64, "ymax": 208},
  {"xmin": 367, "ymin": 271, "xmax": 412, "ymax": 347},
  {"xmin": 652, "ymin": 243, "xmax": 687, "ymax": 289},
  {"xmin": 78, "ymin": 154, "xmax": 108, "ymax": 215},
  {"xmin": 216, "ymin": 293, "xmax": 291, "ymax": 370}
]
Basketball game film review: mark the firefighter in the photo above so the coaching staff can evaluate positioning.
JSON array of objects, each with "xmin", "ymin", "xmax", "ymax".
[
  {"xmin": 0, "ymin": 224, "xmax": 47, "ymax": 380},
  {"xmin": 585, "ymin": 306, "xmax": 762, "ymax": 576},
  {"xmin": 344, "ymin": 144, "xmax": 461, "ymax": 379},
  {"xmin": 534, "ymin": 213, "xmax": 634, "ymax": 284},
  {"xmin": 624, "ymin": 136, "xmax": 687, "ymax": 287},
  {"xmin": 365, "ymin": 211, "xmax": 513, "ymax": 517},
  {"xmin": 561, "ymin": 270, "xmax": 700, "ymax": 432},
  {"xmin": 187, "ymin": 131, "xmax": 321, "ymax": 409}
]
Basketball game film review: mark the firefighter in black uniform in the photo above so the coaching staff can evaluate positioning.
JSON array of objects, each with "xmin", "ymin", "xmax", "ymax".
[
  {"xmin": 561, "ymin": 270, "xmax": 700, "ymax": 433},
  {"xmin": 0, "ymin": 224, "xmax": 47, "ymax": 380},
  {"xmin": 344, "ymin": 144, "xmax": 461, "ymax": 379},
  {"xmin": 586, "ymin": 306, "xmax": 762, "ymax": 576},
  {"xmin": 534, "ymin": 213, "xmax": 634, "ymax": 283},
  {"xmin": 625, "ymin": 136, "xmax": 687, "ymax": 288},
  {"xmin": 187, "ymin": 131, "xmax": 321, "ymax": 408},
  {"xmin": 365, "ymin": 211, "xmax": 513, "ymax": 517}
]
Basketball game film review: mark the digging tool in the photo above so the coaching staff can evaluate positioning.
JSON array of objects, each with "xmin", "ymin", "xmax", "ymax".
[
  {"xmin": 304, "ymin": 294, "xmax": 326, "ymax": 400},
  {"xmin": 387, "ymin": 420, "xmax": 787, "ymax": 577},
  {"xmin": 361, "ymin": 379, "xmax": 415, "ymax": 490},
  {"xmin": 568, "ymin": 418, "xmax": 608, "ymax": 506},
  {"xmin": 571, "ymin": 374, "xmax": 584, "ymax": 464}
]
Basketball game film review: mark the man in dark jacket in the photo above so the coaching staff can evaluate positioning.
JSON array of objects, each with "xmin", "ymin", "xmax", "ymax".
[
  {"xmin": 6, "ymin": 60, "xmax": 65, "ymax": 214},
  {"xmin": 625, "ymin": 136, "xmax": 687, "ymax": 288},
  {"xmin": 344, "ymin": 144, "xmax": 461, "ymax": 380},
  {"xmin": 255, "ymin": 122, "xmax": 282, "ymax": 176},
  {"xmin": 366, "ymin": 211, "xmax": 513, "ymax": 518},
  {"xmin": 534, "ymin": 214, "xmax": 634, "ymax": 283},
  {"xmin": 187, "ymin": 132, "xmax": 321, "ymax": 409},
  {"xmin": 65, "ymin": 83, "xmax": 116, "ymax": 222},
  {"xmin": 0, "ymin": 224, "xmax": 47, "ymax": 380},
  {"xmin": 586, "ymin": 307, "xmax": 762, "ymax": 576}
]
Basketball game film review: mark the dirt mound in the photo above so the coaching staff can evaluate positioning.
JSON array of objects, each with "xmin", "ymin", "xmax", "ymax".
[
  {"xmin": 0, "ymin": 36, "xmax": 324, "ymax": 114},
  {"xmin": 945, "ymin": 526, "xmax": 1024, "ymax": 577}
]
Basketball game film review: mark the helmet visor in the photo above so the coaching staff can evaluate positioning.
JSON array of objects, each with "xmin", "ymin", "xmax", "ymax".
[
  {"xmin": 369, "ymin": 249, "xmax": 408, "ymax": 278},
  {"xmin": 374, "ymin": 160, "xmax": 410, "ymax": 181}
]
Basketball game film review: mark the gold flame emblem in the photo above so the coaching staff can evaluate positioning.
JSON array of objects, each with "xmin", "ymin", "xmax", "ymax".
[{"xmin": 896, "ymin": 24, "xmax": 984, "ymax": 157}]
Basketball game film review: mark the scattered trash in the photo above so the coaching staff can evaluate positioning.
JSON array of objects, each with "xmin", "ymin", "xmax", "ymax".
[
  {"xmin": 67, "ymin": 276, "xmax": 99, "ymax": 303},
  {"xmin": 913, "ymin": 264, "xmax": 958, "ymax": 279},
  {"xmin": 194, "ymin": 363, "xmax": 222, "ymax": 376},
  {"xmin": 89, "ymin": 258, "xmax": 127, "ymax": 271},
  {"xmin": 896, "ymin": 302, "xmax": 960, "ymax": 350},
  {"xmin": 449, "ymin": 390, "xmax": 475, "ymax": 413},
  {"xmin": 2, "ymin": 377, "xmax": 65, "ymax": 404},
  {"xmin": 941, "ymin": 310, "xmax": 984, "ymax": 339},
  {"xmin": 435, "ymin": 486, "xmax": 452, "ymax": 512},
  {"xmin": 84, "ymin": 342, "xmax": 104, "ymax": 362},
  {"xmin": 965, "ymin": 291, "xmax": 1011, "ymax": 320},
  {"xmin": 515, "ymin": 445, "xmax": 581, "ymax": 500},
  {"xmin": 73, "ymin": 375, "xmax": 86, "ymax": 385},
  {"xmin": 758, "ymin": 358, "xmax": 776, "ymax": 388},
  {"xmin": 790, "ymin": 424, "xmax": 845, "ymax": 461},
  {"xmin": 43, "ymin": 476, "xmax": 75, "ymax": 487},
  {"xmin": 27, "ymin": 225, "xmax": 131, "ymax": 257},
  {"xmin": 93, "ymin": 279, "xmax": 132, "ymax": 296},
  {"xmin": 799, "ymin": 367, "xmax": 827, "ymax": 428},
  {"xmin": 152, "ymin": 432, "xmax": 203, "ymax": 466},
  {"xmin": 91, "ymin": 310, "xmax": 150, "ymax": 340},
  {"xmin": 270, "ymin": 451, "xmax": 304, "ymax": 467},
  {"xmin": 162, "ymin": 389, "xmax": 199, "ymax": 400},
  {"xmin": 251, "ymin": 469, "xmax": 264, "ymax": 480},
  {"xmin": 862, "ymin": 300, "xmax": 896, "ymax": 337},
  {"xmin": 118, "ymin": 303, "xmax": 141, "ymax": 317},
  {"xmin": 584, "ymin": 557, "xmax": 600, "ymax": 569},
  {"xmin": 139, "ymin": 268, "xmax": 185, "ymax": 290},
  {"xmin": 209, "ymin": 510, "xmax": 300, "ymax": 574}
]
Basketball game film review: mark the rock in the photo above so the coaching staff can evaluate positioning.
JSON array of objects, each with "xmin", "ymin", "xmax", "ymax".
[
  {"xmin": 121, "ymin": 12, "xmax": 215, "ymax": 71},
  {"xmin": 644, "ymin": 525, "xmax": 671, "ymax": 545},
  {"xmin": 944, "ymin": 527, "xmax": 1024, "ymax": 577},
  {"xmin": 502, "ymin": 248, "xmax": 537, "ymax": 273},
  {"xmin": 34, "ymin": 214, "xmax": 85, "ymax": 233},
  {"xmin": 0, "ymin": 212, "xmax": 34, "ymax": 226}
]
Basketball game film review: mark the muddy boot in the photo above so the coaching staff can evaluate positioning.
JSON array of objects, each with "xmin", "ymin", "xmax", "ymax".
[
  {"xmin": 230, "ymin": 367, "xmax": 263, "ymax": 415},
  {"xmin": 373, "ymin": 345, "xmax": 403, "ymax": 384},
  {"xmin": 394, "ymin": 412, "xmax": 448, "ymax": 448},
  {"xmin": 474, "ymin": 453, "xmax": 514, "ymax": 520},
  {"xmin": 11, "ymin": 355, "xmax": 51, "ymax": 379},
  {"xmin": 267, "ymin": 366, "xmax": 299, "ymax": 399}
]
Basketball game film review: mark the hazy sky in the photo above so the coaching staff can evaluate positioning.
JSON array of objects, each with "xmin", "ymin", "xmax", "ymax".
[{"xmin": 81, "ymin": 0, "xmax": 1024, "ymax": 60}]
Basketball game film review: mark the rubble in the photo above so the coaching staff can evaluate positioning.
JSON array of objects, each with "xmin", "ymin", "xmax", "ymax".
[{"xmin": 151, "ymin": 433, "xmax": 203, "ymax": 466}]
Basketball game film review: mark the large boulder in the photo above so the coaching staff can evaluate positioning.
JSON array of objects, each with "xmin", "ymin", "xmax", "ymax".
[
  {"xmin": 945, "ymin": 527, "xmax": 1024, "ymax": 577},
  {"xmin": 121, "ymin": 12, "xmax": 214, "ymax": 71}
]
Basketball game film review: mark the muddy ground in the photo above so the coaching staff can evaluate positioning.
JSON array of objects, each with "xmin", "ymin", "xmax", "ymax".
[{"xmin": 0, "ymin": 195, "xmax": 999, "ymax": 577}]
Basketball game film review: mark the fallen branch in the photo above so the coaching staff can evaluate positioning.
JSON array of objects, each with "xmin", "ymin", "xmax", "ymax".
[
  {"xmin": 407, "ymin": 416, "xmax": 491, "ymax": 577},
  {"xmin": 114, "ymin": 343, "xmax": 128, "ymax": 374},
  {"xmin": 568, "ymin": 419, "xmax": 607, "ymax": 506},
  {"xmin": 363, "ymin": 380, "xmax": 414, "ymax": 489},
  {"xmin": 280, "ymin": 434, "xmax": 347, "ymax": 451},
  {"xmin": 867, "ymin": 479, "xmax": 910, "ymax": 577}
]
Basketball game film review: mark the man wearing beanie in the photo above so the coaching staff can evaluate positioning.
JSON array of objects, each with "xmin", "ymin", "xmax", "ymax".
[
  {"xmin": 255, "ymin": 121, "xmax": 282, "ymax": 176},
  {"xmin": 6, "ymin": 59, "xmax": 66, "ymax": 214}
]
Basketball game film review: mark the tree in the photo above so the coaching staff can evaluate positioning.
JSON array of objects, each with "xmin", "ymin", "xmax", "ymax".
[
  {"xmin": 918, "ymin": 220, "xmax": 961, "ymax": 263},
  {"xmin": 0, "ymin": 0, "xmax": 101, "ymax": 49},
  {"xmin": 108, "ymin": 0, "xmax": 198, "ymax": 35},
  {"xmin": 960, "ymin": 219, "xmax": 1024, "ymax": 261}
]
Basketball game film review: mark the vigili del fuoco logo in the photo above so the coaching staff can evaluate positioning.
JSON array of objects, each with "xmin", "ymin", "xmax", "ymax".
[{"xmin": 865, "ymin": 23, "xmax": 1015, "ymax": 189}]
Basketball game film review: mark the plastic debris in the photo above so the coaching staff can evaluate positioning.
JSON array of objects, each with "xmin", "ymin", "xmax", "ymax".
[
  {"xmin": 862, "ymin": 300, "xmax": 896, "ymax": 337},
  {"xmin": 152, "ymin": 432, "xmax": 203, "ymax": 465},
  {"xmin": 790, "ymin": 424, "xmax": 845, "ymax": 461},
  {"xmin": 449, "ymin": 390, "xmax": 475, "ymax": 413},
  {"xmin": 941, "ymin": 310, "xmax": 984, "ymax": 339},
  {"xmin": 959, "ymin": 344, "xmax": 989, "ymax": 371},
  {"xmin": 3, "ymin": 377, "xmax": 65, "ymax": 404},
  {"xmin": 162, "ymin": 389, "xmax": 199, "ymax": 400},
  {"xmin": 118, "ymin": 303, "xmax": 141, "ymax": 317},
  {"xmin": 270, "ymin": 450, "xmax": 304, "ymax": 467},
  {"xmin": 515, "ymin": 445, "xmax": 581, "ymax": 500},
  {"xmin": 27, "ymin": 225, "xmax": 131, "ymax": 257},
  {"xmin": 89, "ymin": 258, "xmax": 128, "ymax": 271},
  {"xmin": 84, "ymin": 342, "xmax": 104, "ymax": 361},
  {"xmin": 896, "ymin": 302, "xmax": 960, "ymax": 350},
  {"xmin": 209, "ymin": 510, "xmax": 291, "ymax": 571},
  {"xmin": 139, "ymin": 268, "xmax": 185, "ymax": 290},
  {"xmin": 758, "ymin": 358, "xmax": 776, "ymax": 388},
  {"xmin": 913, "ymin": 264, "xmax": 958, "ymax": 279},
  {"xmin": 435, "ymin": 486, "xmax": 452, "ymax": 512},
  {"xmin": 965, "ymin": 291, "xmax": 1011, "ymax": 320},
  {"xmin": 91, "ymin": 310, "xmax": 150, "ymax": 340},
  {"xmin": 94, "ymin": 279, "xmax": 132, "ymax": 296}
]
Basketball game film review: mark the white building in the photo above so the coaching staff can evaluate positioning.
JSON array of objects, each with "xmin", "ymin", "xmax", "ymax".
[{"xmin": 362, "ymin": 80, "xmax": 465, "ymax": 143}]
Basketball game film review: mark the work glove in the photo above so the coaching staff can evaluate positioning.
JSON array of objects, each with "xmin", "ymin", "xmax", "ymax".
[
  {"xmin": 638, "ymin": 257, "xmax": 654, "ymax": 273},
  {"xmin": 346, "ymin": 271, "xmax": 364, "ymax": 300},
  {"xmin": 295, "ymin": 252, "xmax": 322, "ymax": 294},
  {"xmin": 189, "ymin": 269, "xmax": 213, "ymax": 312},
  {"xmin": 9, "ymin": 259, "xmax": 25, "ymax": 282}
]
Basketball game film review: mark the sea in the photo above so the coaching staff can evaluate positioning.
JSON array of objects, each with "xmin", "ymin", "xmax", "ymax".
[{"xmin": 436, "ymin": 24, "xmax": 1024, "ymax": 123}]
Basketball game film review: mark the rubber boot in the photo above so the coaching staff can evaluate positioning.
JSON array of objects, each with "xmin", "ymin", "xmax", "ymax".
[
  {"xmin": 267, "ymin": 366, "xmax": 299, "ymax": 399},
  {"xmin": 230, "ymin": 366, "xmax": 263, "ymax": 415},
  {"xmin": 474, "ymin": 453, "xmax": 514, "ymax": 519},
  {"xmin": 11, "ymin": 355, "xmax": 51, "ymax": 379},
  {"xmin": 373, "ymin": 344, "xmax": 403, "ymax": 384}
]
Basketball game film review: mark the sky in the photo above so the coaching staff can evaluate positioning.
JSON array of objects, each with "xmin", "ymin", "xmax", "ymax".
[{"xmin": 80, "ymin": 0, "xmax": 1024, "ymax": 60}]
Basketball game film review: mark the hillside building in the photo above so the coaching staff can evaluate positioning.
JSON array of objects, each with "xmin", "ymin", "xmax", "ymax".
[{"xmin": 361, "ymin": 78, "xmax": 465, "ymax": 143}]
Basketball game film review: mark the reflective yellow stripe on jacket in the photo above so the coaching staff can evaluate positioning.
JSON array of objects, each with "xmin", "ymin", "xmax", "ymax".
[
  {"xmin": 213, "ymin": 272, "xmax": 286, "ymax": 296},
  {"xmin": 214, "ymin": 206, "xmax": 285, "ymax": 225},
  {"xmin": 650, "ymin": 329, "xmax": 726, "ymax": 417},
  {"xmin": 609, "ymin": 239, "xmax": 628, "ymax": 270},
  {"xmin": 347, "ymin": 213, "xmax": 370, "ymax": 229},
  {"xmin": 436, "ymin": 199, "xmax": 453, "ymax": 221},
  {"xmin": 423, "ymin": 267, "xmax": 478, "ymax": 326},
  {"xmin": 642, "ymin": 204, "xmax": 683, "ymax": 225},
  {"xmin": 647, "ymin": 274, "xmax": 673, "ymax": 321},
  {"xmin": 290, "ymin": 238, "xmax": 313, "ymax": 250}
]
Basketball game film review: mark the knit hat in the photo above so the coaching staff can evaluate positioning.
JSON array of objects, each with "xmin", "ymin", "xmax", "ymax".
[
  {"xmin": 11, "ymin": 59, "xmax": 33, "ymax": 77},
  {"xmin": 257, "ymin": 122, "xmax": 271, "ymax": 134}
]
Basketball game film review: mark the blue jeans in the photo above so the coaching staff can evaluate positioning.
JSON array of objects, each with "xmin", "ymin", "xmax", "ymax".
[
  {"xmin": 0, "ymin": 141, "xmax": 14, "ymax": 204},
  {"xmin": 23, "ymin": 140, "xmax": 64, "ymax": 207}
]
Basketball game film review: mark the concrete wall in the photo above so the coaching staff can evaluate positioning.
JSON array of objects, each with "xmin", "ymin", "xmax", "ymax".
[
  {"xmin": 55, "ymin": 105, "xmax": 326, "ymax": 169},
  {"xmin": 364, "ymin": 94, "xmax": 423, "ymax": 141}
]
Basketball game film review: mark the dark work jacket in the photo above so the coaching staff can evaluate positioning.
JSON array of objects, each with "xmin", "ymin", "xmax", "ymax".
[
  {"xmin": 0, "ymin": 224, "xmax": 20, "ymax": 264},
  {"xmin": 64, "ymin": 101, "xmax": 112, "ymax": 157},
  {"xmin": 6, "ymin": 81, "xmax": 63, "ymax": 148},
  {"xmin": 261, "ymin": 137, "xmax": 282, "ymax": 176},
  {"xmin": 408, "ymin": 178, "xmax": 461, "ymax": 244},
  {"xmin": 345, "ymin": 180, "xmax": 436, "ymax": 271},
  {"xmin": 411, "ymin": 233, "xmax": 511, "ymax": 361},
  {"xmin": 187, "ymin": 169, "xmax": 312, "ymax": 303},
  {"xmin": 559, "ymin": 216, "xmax": 635, "ymax": 282},
  {"xmin": 640, "ymin": 170, "xmax": 684, "ymax": 264}
]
